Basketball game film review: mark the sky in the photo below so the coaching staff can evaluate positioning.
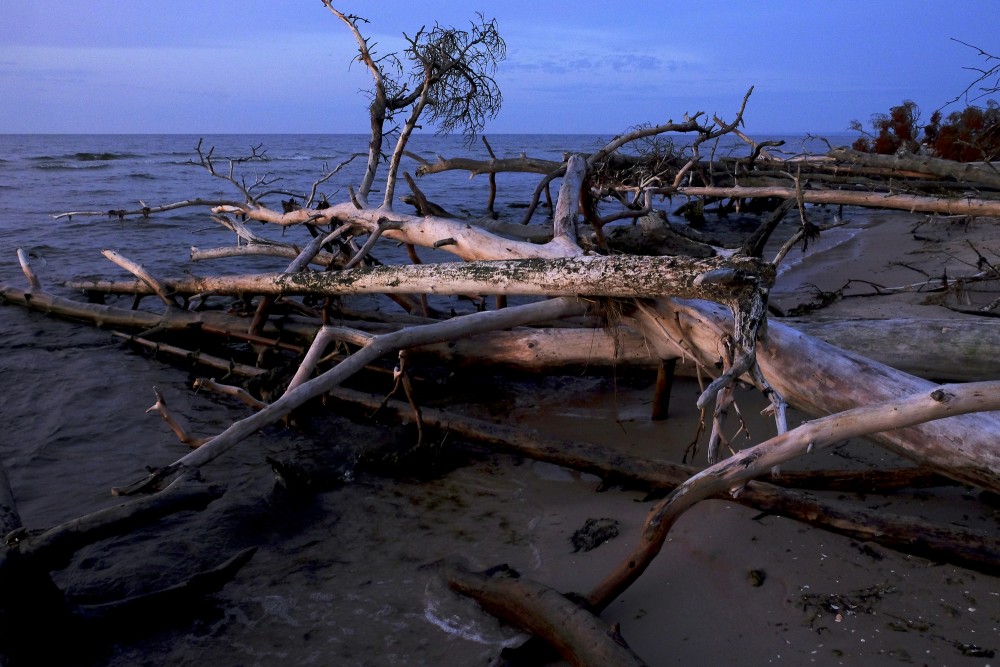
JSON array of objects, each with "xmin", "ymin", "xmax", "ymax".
[{"xmin": 1, "ymin": 1, "xmax": 998, "ymax": 136}]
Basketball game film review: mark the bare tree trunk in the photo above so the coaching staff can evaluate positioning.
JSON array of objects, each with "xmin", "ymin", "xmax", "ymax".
[
  {"xmin": 787, "ymin": 316, "xmax": 1000, "ymax": 382},
  {"xmin": 408, "ymin": 316, "xmax": 1000, "ymax": 381},
  {"xmin": 634, "ymin": 299, "xmax": 1000, "ymax": 492},
  {"xmin": 826, "ymin": 147, "xmax": 1000, "ymax": 188}
]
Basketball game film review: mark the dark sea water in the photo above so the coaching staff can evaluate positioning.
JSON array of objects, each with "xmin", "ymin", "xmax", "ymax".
[{"xmin": 0, "ymin": 132, "xmax": 839, "ymax": 666}]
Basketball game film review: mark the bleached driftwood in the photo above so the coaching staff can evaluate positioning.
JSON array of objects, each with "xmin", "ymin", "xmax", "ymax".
[
  {"xmin": 59, "ymin": 253, "xmax": 772, "ymax": 302},
  {"xmin": 634, "ymin": 299, "xmax": 1000, "ymax": 492}
]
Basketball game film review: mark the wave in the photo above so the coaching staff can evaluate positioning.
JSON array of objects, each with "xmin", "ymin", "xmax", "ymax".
[
  {"xmin": 73, "ymin": 151, "xmax": 141, "ymax": 161},
  {"xmin": 776, "ymin": 225, "xmax": 862, "ymax": 277},
  {"xmin": 27, "ymin": 152, "xmax": 141, "ymax": 162},
  {"xmin": 33, "ymin": 162, "xmax": 111, "ymax": 171}
]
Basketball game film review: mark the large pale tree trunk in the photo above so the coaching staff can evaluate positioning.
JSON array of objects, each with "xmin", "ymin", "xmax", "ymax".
[
  {"xmin": 634, "ymin": 298, "xmax": 1000, "ymax": 492},
  {"xmin": 408, "ymin": 316, "xmax": 1000, "ymax": 381}
]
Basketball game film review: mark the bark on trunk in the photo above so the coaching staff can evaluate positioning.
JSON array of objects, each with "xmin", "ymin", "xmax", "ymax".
[{"xmin": 92, "ymin": 254, "xmax": 772, "ymax": 302}]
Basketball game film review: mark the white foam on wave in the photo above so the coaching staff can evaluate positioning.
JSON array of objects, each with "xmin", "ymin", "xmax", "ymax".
[
  {"xmin": 775, "ymin": 225, "xmax": 863, "ymax": 277},
  {"xmin": 423, "ymin": 594, "xmax": 526, "ymax": 648}
]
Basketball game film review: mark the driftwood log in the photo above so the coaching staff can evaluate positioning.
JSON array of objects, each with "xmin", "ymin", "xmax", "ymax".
[{"xmin": 405, "ymin": 316, "xmax": 1000, "ymax": 382}]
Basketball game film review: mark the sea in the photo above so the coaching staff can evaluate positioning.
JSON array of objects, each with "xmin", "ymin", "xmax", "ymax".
[{"xmin": 0, "ymin": 132, "xmax": 845, "ymax": 666}]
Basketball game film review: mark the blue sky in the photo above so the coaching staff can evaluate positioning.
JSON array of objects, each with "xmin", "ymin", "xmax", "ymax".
[{"xmin": 1, "ymin": 1, "xmax": 997, "ymax": 135}]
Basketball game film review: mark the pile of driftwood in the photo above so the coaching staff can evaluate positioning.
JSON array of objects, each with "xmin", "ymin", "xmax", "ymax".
[{"xmin": 3, "ymin": 7, "xmax": 1000, "ymax": 666}]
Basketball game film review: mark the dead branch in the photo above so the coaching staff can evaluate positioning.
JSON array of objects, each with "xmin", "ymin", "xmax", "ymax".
[
  {"xmin": 101, "ymin": 249, "xmax": 178, "ymax": 309},
  {"xmin": 114, "ymin": 332, "xmax": 266, "ymax": 378},
  {"xmin": 416, "ymin": 154, "xmax": 563, "ymax": 177},
  {"xmin": 16, "ymin": 247, "xmax": 41, "ymax": 290},
  {"xmin": 113, "ymin": 296, "xmax": 590, "ymax": 495},
  {"xmin": 13, "ymin": 470, "xmax": 222, "ymax": 570},
  {"xmin": 189, "ymin": 243, "xmax": 338, "ymax": 267},
  {"xmin": 52, "ymin": 197, "xmax": 248, "ymax": 221},
  {"xmin": 146, "ymin": 387, "xmax": 210, "ymax": 448},
  {"xmin": 192, "ymin": 378, "xmax": 268, "ymax": 411}
]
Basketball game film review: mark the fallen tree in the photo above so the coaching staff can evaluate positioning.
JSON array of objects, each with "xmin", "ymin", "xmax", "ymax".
[{"xmin": 2, "ymin": 5, "xmax": 1000, "ymax": 665}]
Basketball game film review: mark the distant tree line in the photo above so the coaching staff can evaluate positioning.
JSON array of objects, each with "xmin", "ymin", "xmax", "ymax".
[
  {"xmin": 850, "ymin": 98, "xmax": 1000, "ymax": 162},
  {"xmin": 851, "ymin": 41, "xmax": 1000, "ymax": 162}
]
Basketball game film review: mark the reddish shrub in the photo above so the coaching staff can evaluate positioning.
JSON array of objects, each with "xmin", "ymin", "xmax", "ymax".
[{"xmin": 851, "ymin": 99, "xmax": 1000, "ymax": 162}]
